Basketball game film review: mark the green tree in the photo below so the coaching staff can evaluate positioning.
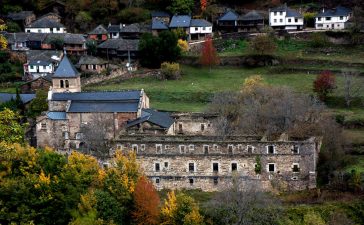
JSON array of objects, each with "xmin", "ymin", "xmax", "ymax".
[
  {"xmin": 248, "ymin": 34, "xmax": 277, "ymax": 55},
  {"xmin": 159, "ymin": 30, "xmax": 181, "ymax": 63},
  {"xmin": 139, "ymin": 33, "xmax": 161, "ymax": 68},
  {"xmin": 167, "ymin": 0, "xmax": 194, "ymax": 14},
  {"xmin": 0, "ymin": 108, "xmax": 27, "ymax": 143},
  {"xmin": 27, "ymin": 89, "xmax": 48, "ymax": 118},
  {"xmin": 75, "ymin": 11, "xmax": 92, "ymax": 32}
]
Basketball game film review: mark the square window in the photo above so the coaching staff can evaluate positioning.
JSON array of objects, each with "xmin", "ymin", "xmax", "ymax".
[
  {"xmin": 203, "ymin": 145, "xmax": 209, "ymax": 154},
  {"xmin": 340, "ymin": 16, "xmax": 343, "ymax": 20},
  {"xmin": 292, "ymin": 145, "xmax": 299, "ymax": 154},
  {"xmin": 288, "ymin": 18, "xmax": 291, "ymax": 22},
  {"xmin": 274, "ymin": 19, "xmax": 277, "ymax": 23},
  {"xmin": 132, "ymin": 144, "xmax": 138, "ymax": 152},
  {"xmin": 247, "ymin": 145, "xmax": 254, "ymax": 154},
  {"xmin": 280, "ymin": 12, "xmax": 283, "ymax": 15},
  {"xmin": 179, "ymin": 145, "xmax": 186, "ymax": 154},
  {"xmin": 164, "ymin": 161, "xmax": 169, "ymax": 168},
  {"xmin": 231, "ymin": 163, "xmax": 237, "ymax": 171},
  {"xmin": 318, "ymin": 17, "xmax": 321, "ymax": 21},
  {"xmin": 195, "ymin": 27, "xmax": 198, "ymax": 31},
  {"xmin": 156, "ymin": 178, "xmax": 160, "ymax": 184},
  {"xmin": 268, "ymin": 163, "xmax": 275, "ymax": 172},
  {"xmin": 189, "ymin": 178, "xmax": 194, "ymax": 185},
  {"xmin": 156, "ymin": 144, "xmax": 162, "ymax": 154},
  {"xmin": 140, "ymin": 144, "xmax": 145, "ymax": 151},
  {"xmin": 292, "ymin": 164, "xmax": 300, "ymax": 172},
  {"xmin": 201, "ymin": 124, "xmax": 205, "ymax": 131},
  {"xmin": 41, "ymin": 122, "xmax": 47, "ymax": 130},
  {"xmin": 267, "ymin": 145, "xmax": 275, "ymax": 154},
  {"xmin": 116, "ymin": 144, "xmax": 122, "ymax": 150},
  {"xmin": 155, "ymin": 163, "xmax": 160, "ymax": 172},
  {"xmin": 189, "ymin": 145, "xmax": 195, "ymax": 151},
  {"xmin": 213, "ymin": 163, "xmax": 219, "ymax": 172},
  {"xmin": 228, "ymin": 145, "xmax": 233, "ymax": 154},
  {"xmin": 189, "ymin": 163, "xmax": 195, "ymax": 172},
  {"xmin": 295, "ymin": 18, "xmax": 298, "ymax": 22},
  {"xmin": 280, "ymin": 19, "xmax": 283, "ymax": 22}
]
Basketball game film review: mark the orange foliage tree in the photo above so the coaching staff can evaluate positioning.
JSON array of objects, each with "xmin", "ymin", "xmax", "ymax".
[
  {"xmin": 132, "ymin": 176, "xmax": 160, "ymax": 225},
  {"xmin": 199, "ymin": 36, "xmax": 220, "ymax": 72},
  {"xmin": 200, "ymin": 0, "xmax": 207, "ymax": 11}
]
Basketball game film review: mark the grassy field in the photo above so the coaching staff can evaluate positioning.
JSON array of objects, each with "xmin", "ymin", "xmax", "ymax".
[{"xmin": 86, "ymin": 65, "xmax": 364, "ymax": 114}]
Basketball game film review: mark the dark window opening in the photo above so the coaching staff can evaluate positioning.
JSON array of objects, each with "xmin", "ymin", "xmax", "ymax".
[
  {"xmin": 213, "ymin": 177, "xmax": 218, "ymax": 185},
  {"xmin": 247, "ymin": 146, "xmax": 253, "ymax": 153},
  {"xmin": 164, "ymin": 162, "xmax": 169, "ymax": 168},
  {"xmin": 292, "ymin": 164, "xmax": 300, "ymax": 172},
  {"xmin": 292, "ymin": 145, "xmax": 299, "ymax": 154},
  {"xmin": 204, "ymin": 145, "xmax": 209, "ymax": 154},
  {"xmin": 179, "ymin": 124, "xmax": 183, "ymax": 132},
  {"xmin": 201, "ymin": 124, "xmax": 205, "ymax": 131},
  {"xmin": 268, "ymin": 145, "xmax": 274, "ymax": 154},
  {"xmin": 156, "ymin": 178, "xmax": 160, "ymax": 184},
  {"xmin": 155, "ymin": 163, "xmax": 160, "ymax": 172},
  {"xmin": 189, "ymin": 163, "xmax": 195, "ymax": 172},
  {"xmin": 60, "ymin": 80, "xmax": 64, "ymax": 88},
  {"xmin": 213, "ymin": 163, "xmax": 219, "ymax": 172},
  {"xmin": 232, "ymin": 163, "xmax": 237, "ymax": 171},
  {"xmin": 189, "ymin": 178, "xmax": 194, "ymax": 185},
  {"xmin": 228, "ymin": 145, "xmax": 233, "ymax": 154},
  {"xmin": 268, "ymin": 164, "xmax": 275, "ymax": 172},
  {"xmin": 65, "ymin": 80, "xmax": 69, "ymax": 88}
]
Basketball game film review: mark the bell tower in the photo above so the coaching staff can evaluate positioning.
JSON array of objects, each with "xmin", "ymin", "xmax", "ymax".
[{"xmin": 52, "ymin": 54, "xmax": 81, "ymax": 93}]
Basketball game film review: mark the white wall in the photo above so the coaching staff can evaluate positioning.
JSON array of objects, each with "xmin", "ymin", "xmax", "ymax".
[
  {"xmin": 189, "ymin": 26, "xmax": 213, "ymax": 34},
  {"xmin": 269, "ymin": 11, "xmax": 287, "ymax": 26},
  {"xmin": 315, "ymin": 15, "xmax": 350, "ymax": 30},
  {"xmin": 25, "ymin": 27, "xmax": 66, "ymax": 33},
  {"xmin": 28, "ymin": 64, "xmax": 54, "ymax": 73}
]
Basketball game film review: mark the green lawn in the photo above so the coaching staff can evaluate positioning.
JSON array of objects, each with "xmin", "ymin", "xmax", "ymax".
[{"xmin": 86, "ymin": 65, "xmax": 364, "ymax": 113}]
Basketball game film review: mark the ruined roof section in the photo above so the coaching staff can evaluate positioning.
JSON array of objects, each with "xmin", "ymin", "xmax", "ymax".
[
  {"xmin": 169, "ymin": 15, "xmax": 192, "ymax": 28},
  {"xmin": 26, "ymin": 17, "xmax": 65, "ymax": 28},
  {"xmin": 7, "ymin": 11, "xmax": 34, "ymax": 20},
  {"xmin": 78, "ymin": 55, "xmax": 107, "ymax": 65},
  {"xmin": 53, "ymin": 55, "xmax": 80, "ymax": 78},
  {"xmin": 89, "ymin": 24, "xmax": 108, "ymax": 35},
  {"xmin": 127, "ymin": 109, "xmax": 175, "ymax": 129}
]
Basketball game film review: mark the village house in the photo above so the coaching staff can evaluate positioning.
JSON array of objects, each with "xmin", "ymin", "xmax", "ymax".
[
  {"xmin": 217, "ymin": 10, "xmax": 239, "ymax": 32},
  {"xmin": 315, "ymin": 6, "xmax": 352, "ymax": 30},
  {"xmin": 151, "ymin": 11, "xmax": 171, "ymax": 25},
  {"xmin": 27, "ymin": 33, "xmax": 48, "ymax": 50},
  {"xmin": 63, "ymin": 33, "xmax": 87, "ymax": 55},
  {"xmin": 4, "ymin": 32, "xmax": 30, "ymax": 51},
  {"xmin": 169, "ymin": 15, "xmax": 192, "ymax": 39},
  {"xmin": 25, "ymin": 17, "xmax": 66, "ymax": 33},
  {"xmin": 88, "ymin": 25, "xmax": 108, "ymax": 42},
  {"xmin": 20, "ymin": 76, "xmax": 52, "ymax": 94},
  {"xmin": 237, "ymin": 10, "xmax": 264, "ymax": 32},
  {"xmin": 107, "ymin": 24, "xmax": 123, "ymax": 39},
  {"xmin": 7, "ymin": 11, "xmax": 36, "ymax": 28},
  {"xmin": 269, "ymin": 4, "xmax": 303, "ymax": 30},
  {"xmin": 23, "ymin": 50, "xmax": 63, "ymax": 80},
  {"xmin": 97, "ymin": 38, "xmax": 139, "ymax": 59},
  {"xmin": 151, "ymin": 18, "xmax": 169, "ymax": 36},
  {"xmin": 77, "ymin": 55, "xmax": 108, "ymax": 73},
  {"xmin": 189, "ymin": 19, "xmax": 213, "ymax": 40}
]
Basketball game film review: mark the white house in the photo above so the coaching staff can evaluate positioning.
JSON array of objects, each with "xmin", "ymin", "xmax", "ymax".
[
  {"xmin": 189, "ymin": 19, "xmax": 213, "ymax": 40},
  {"xmin": 26, "ymin": 61, "xmax": 54, "ymax": 79},
  {"xmin": 269, "ymin": 4, "xmax": 303, "ymax": 30},
  {"xmin": 315, "ymin": 6, "xmax": 352, "ymax": 30},
  {"xmin": 25, "ymin": 17, "xmax": 66, "ymax": 33},
  {"xmin": 23, "ymin": 50, "xmax": 63, "ymax": 80}
]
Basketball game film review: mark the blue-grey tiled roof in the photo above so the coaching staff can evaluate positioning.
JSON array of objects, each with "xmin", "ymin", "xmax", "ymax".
[
  {"xmin": 169, "ymin": 15, "xmax": 191, "ymax": 28},
  {"xmin": 0, "ymin": 93, "xmax": 35, "ymax": 104},
  {"xmin": 190, "ymin": 19, "xmax": 212, "ymax": 27},
  {"xmin": 239, "ymin": 10, "xmax": 264, "ymax": 21},
  {"xmin": 286, "ymin": 8, "xmax": 302, "ymax": 17},
  {"xmin": 53, "ymin": 55, "xmax": 80, "ymax": 78},
  {"xmin": 26, "ymin": 17, "xmax": 65, "ymax": 28},
  {"xmin": 316, "ymin": 6, "xmax": 352, "ymax": 17},
  {"xmin": 218, "ymin": 10, "xmax": 239, "ymax": 21},
  {"xmin": 89, "ymin": 24, "xmax": 108, "ymax": 35},
  {"xmin": 29, "ymin": 60, "xmax": 52, "ymax": 66},
  {"xmin": 47, "ymin": 111, "xmax": 67, "ymax": 120},
  {"xmin": 68, "ymin": 101, "xmax": 139, "ymax": 113},
  {"xmin": 52, "ymin": 90, "xmax": 142, "ymax": 101},
  {"xmin": 107, "ymin": 25, "xmax": 121, "ymax": 33},
  {"xmin": 126, "ymin": 109, "xmax": 175, "ymax": 128},
  {"xmin": 152, "ymin": 18, "xmax": 169, "ymax": 30}
]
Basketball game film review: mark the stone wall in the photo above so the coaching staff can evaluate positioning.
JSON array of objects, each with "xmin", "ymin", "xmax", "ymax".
[
  {"xmin": 114, "ymin": 135, "xmax": 320, "ymax": 192},
  {"xmin": 171, "ymin": 113, "xmax": 217, "ymax": 135}
]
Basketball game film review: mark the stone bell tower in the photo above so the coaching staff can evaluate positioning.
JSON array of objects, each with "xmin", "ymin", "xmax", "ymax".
[{"xmin": 52, "ymin": 54, "xmax": 81, "ymax": 93}]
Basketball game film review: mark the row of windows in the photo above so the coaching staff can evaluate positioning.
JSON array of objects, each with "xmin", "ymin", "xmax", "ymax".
[
  {"xmin": 273, "ymin": 11, "xmax": 284, "ymax": 16},
  {"xmin": 273, "ymin": 18, "xmax": 299, "ymax": 23},
  {"xmin": 60, "ymin": 79, "xmax": 70, "ymax": 88},
  {"xmin": 317, "ymin": 16, "xmax": 344, "ymax": 21},
  {"xmin": 127, "ymin": 144, "xmax": 300, "ymax": 155},
  {"xmin": 30, "ymin": 65, "xmax": 50, "ymax": 70},
  {"xmin": 153, "ymin": 162, "xmax": 300, "ymax": 173}
]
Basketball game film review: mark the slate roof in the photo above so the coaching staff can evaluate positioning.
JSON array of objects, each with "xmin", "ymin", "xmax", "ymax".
[
  {"xmin": 4, "ymin": 32, "xmax": 29, "ymax": 44},
  {"xmin": 190, "ymin": 19, "xmax": 212, "ymax": 27},
  {"xmin": 97, "ymin": 39, "xmax": 139, "ymax": 51},
  {"xmin": 239, "ymin": 10, "xmax": 264, "ymax": 21},
  {"xmin": 121, "ymin": 23, "xmax": 141, "ymax": 33},
  {"xmin": 169, "ymin": 15, "xmax": 192, "ymax": 28},
  {"xmin": 89, "ymin": 25, "xmax": 108, "ymax": 35},
  {"xmin": 107, "ymin": 24, "xmax": 121, "ymax": 33},
  {"xmin": 51, "ymin": 90, "xmax": 142, "ymax": 101},
  {"xmin": 53, "ymin": 55, "xmax": 80, "ymax": 78},
  {"xmin": 286, "ymin": 8, "xmax": 302, "ymax": 18},
  {"xmin": 151, "ymin": 11, "xmax": 170, "ymax": 17},
  {"xmin": 0, "ymin": 93, "xmax": 35, "ymax": 104},
  {"xmin": 29, "ymin": 60, "xmax": 52, "ymax": 66},
  {"xmin": 47, "ymin": 111, "xmax": 67, "ymax": 120},
  {"xmin": 271, "ymin": 4, "xmax": 288, "ymax": 12},
  {"xmin": 64, "ymin": 33, "xmax": 86, "ymax": 44},
  {"xmin": 26, "ymin": 50, "xmax": 63, "ymax": 64},
  {"xmin": 68, "ymin": 101, "xmax": 139, "ymax": 113},
  {"xmin": 218, "ymin": 10, "xmax": 239, "ymax": 21},
  {"xmin": 7, "ymin": 11, "xmax": 34, "ymax": 20},
  {"xmin": 316, "ymin": 6, "xmax": 352, "ymax": 17},
  {"xmin": 126, "ymin": 108, "xmax": 175, "ymax": 129},
  {"xmin": 26, "ymin": 17, "xmax": 65, "ymax": 28},
  {"xmin": 152, "ymin": 18, "xmax": 169, "ymax": 30},
  {"xmin": 27, "ymin": 33, "xmax": 48, "ymax": 41},
  {"xmin": 78, "ymin": 55, "xmax": 107, "ymax": 65}
]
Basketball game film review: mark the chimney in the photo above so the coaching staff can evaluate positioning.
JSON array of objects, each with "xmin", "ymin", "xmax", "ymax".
[
  {"xmin": 322, "ymin": 8, "xmax": 325, "ymax": 13},
  {"xmin": 108, "ymin": 22, "xmax": 111, "ymax": 27}
]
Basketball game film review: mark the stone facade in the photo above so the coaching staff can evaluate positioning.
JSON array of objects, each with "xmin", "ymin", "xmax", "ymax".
[
  {"xmin": 20, "ymin": 77, "xmax": 52, "ymax": 94},
  {"xmin": 113, "ymin": 135, "xmax": 320, "ymax": 192},
  {"xmin": 52, "ymin": 77, "xmax": 81, "ymax": 93},
  {"xmin": 171, "ymin": 113, "xmax": 217, "ymax": 135}
]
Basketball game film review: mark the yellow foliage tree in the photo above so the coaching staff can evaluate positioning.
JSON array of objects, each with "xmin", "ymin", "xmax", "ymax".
[
  {"xmin": 0, "ymin": 19, "xmax": 7, "ymax": 49},
  {"xmin": 241, "ymin": 75, "xmax": 267, "ymax": 93},
  {"xmin": 177, "ymin": 39, "xmax": 189, "ymax": 53},
  {"xmin": 160, "ymin": 191, "xmax": 177, "ymax": 225},
  {"xmin": 184, "ymin": 207, "xmax": 204, "ymax": 225}
]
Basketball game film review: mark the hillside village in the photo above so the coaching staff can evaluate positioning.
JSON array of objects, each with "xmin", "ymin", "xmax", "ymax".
[{"xmin": 0, "ymin": 0, "xmax": 364, "ymax": 224}]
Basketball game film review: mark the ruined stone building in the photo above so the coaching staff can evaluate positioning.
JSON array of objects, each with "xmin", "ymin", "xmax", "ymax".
[{"xmin": 36, "ymin": 54, "xmax": 320, "ymax": 192}]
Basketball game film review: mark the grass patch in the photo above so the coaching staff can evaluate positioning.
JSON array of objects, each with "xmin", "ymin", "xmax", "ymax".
[{"xmin": 344, "ymin": 155, "xmax": 364, "ymax": 173}]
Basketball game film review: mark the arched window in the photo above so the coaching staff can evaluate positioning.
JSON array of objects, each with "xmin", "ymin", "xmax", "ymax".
[
  {"xmin": 65, "ymin": 80, "xmax": 69, "ymax": 88},
  {"xmin": 60, "ymin": 80, "xmax": 64, "ymax": 88}
]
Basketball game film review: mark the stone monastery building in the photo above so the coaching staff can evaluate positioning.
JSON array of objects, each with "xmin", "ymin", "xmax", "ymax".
[{"xmin": 36, "ymin": 55, "xmax": 321, "ymax": 192}]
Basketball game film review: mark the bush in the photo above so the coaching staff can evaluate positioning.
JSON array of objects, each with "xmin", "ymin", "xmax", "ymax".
[
  {"xmin": 6, "ymin": 21, "xmax": 21, "ymax": 32},
  {"xmin": 310, "ymin": 33, "xmax": 330, "ymax": 48},
  {"xmin": 177, "ymin": 39, "xmax": 188, "ymax": 53},
  {"xmin": 160, "ymin": 62, "xmax": 181, "ymax": 80},
  {"xmin": 304, "ymin": 12, "xmax": 317, "ymax": 28},
  {"xmin": 248, "ymin": 34, "xmax": 277, "ymax": 55}
]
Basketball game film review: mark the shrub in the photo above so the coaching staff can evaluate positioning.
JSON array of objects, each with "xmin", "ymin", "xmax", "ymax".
[
  {"xmin": 248, "ymin": 34, "xmax": 277, "ymax": 55},
  {"xmin": 313, "ymin": 70, "xmax": 336, "ymax": 101},
  {"xmin": 177, "ymin": 39, "xmax": 188, "ymax": 53},
  {"xmin": 160, "ymin": 62, "xmax": 181, "ymax": 80},
  {"xmin": 304, "ymin": 12, "xmax": 317, "ymax": 28},
  {"xmin": 310, "ymin": 33, "xmax": 330, "ymax": 48}
]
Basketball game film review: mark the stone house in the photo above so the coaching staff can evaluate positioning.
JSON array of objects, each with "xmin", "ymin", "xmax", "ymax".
[
  {"xmin": 63, "ymin": 33, "xmax": 87, "ymax": 55},
  {"xmin": 77, "ymin": 55, "xmax": 108, "ymax": 73},
  {"xmin": 97, "ymin": 38, "xmax": 139, "ymax": 60},
  {"xmin": 7, "ymin": 11, "xmax": 36, "ymax": 28},
  {"xmin": 88, "ymin": 25, "xmax": 108, "ymax": 42},
  {"xmin": 4, "ymin": 32, "xmax": 30, "ymax": 51},
  {"xmin": 315, "ymin": 6, "xmax": 352, "ymax": 30},
  {"xmin": 269, "ymin": 4, "xmax": 304, "ymax": 30},
  {"xmin": 23, "ymin": 50, "xmax": 63, "ymax": 80},
  {"xmin": 25, "ymin": 17, "xmax": 66, "ymax": 33},
  {"xmin": 237, "ymin": 10, "xmax": 265, "ymax": 32},
  {"xmin": 20, "ymin": 76, "xmax": 52, "ymax": 94}
]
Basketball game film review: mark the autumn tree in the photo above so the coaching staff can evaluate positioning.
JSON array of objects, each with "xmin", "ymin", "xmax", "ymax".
[
  {"xmin": 200, "ymin": 0, "xmax": 207, "ymax": 12},
  {"xmin": 313, "ymin": 70, "xmax": 336, "ymax": 101},
  {"xmin": 132, "ymin": 176, "xmax": 160, "ymax": 225},
  {"xmin": 0, "ymin": 108, "xmax": 27, "ymax": 143},
  {"xmin": 0, "ymin": 19, "xmax": 7, "ymax": 49},
  {"xmin": 27, "ymin": 89, "xmax": 48, "ymax": 118},
  {"xmin": 249, "ymin": 34, "xmax": 277, "ymax": 55},
  {"xmin": 199, "ymin": 37, "xmax": 220, "ymax": 72}
]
